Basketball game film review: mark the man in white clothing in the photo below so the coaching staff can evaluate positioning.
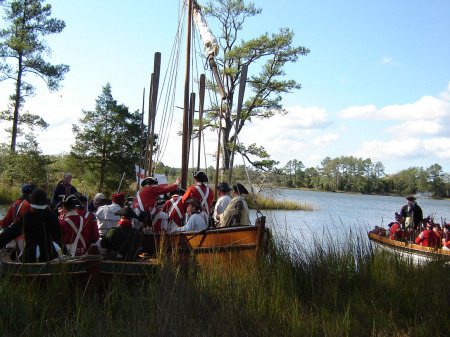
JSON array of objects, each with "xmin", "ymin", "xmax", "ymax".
[
  {"xmin": 213, "ymin": 182, "xmax": 232, "ymax": 226},
  {"xmin": 96, "ymin": 192, "xmax": 125, "ymax": 237},
  {"xmin": 171, "ymin": 199, "xmax": 208, "ymax": 232}
]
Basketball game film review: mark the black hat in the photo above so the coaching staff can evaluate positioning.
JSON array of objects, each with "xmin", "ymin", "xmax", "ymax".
[
  {"xmin": 114, "ymin": 206, "xmax": 137, "ymax": 219},
  {"xmin": 29, "ymin": 189, "xmax": 50, "ymax": 209},
  {"xmin": 170, "ymin": 188, "xmax": 185, "ymax": 197},
  {"xmin": 21, "ymin": 184, "xmax": 34, "ymax": 194},
  {"xmin": 217, "ymin": 182, "xmax": 232, "ymax": 192},
  {"xmin": 394, "ymin": 212, "xmax": 403, "ymax": 218},
  {"xmin": 61, "ymin": 195, "xmax": 79, "ymax": 208},
  {"xmin": 77, "ymin": 195, "xmax": 87, "ymax": 203},
  {"xmin": 185, "ymin": 198, "xmax": 201, "ymax": 208},
  {"xmin": 232, "ymin": 183, "xmax": 249, "ymax": 195},
  {"xmin": 141, "ymin": 176, "xmax": 158, "ymax": 187},
  {"xmin": 444, "ymin": 224, "xmax": 450, "ymax": 231},
  {"xmin": 193, "ymin": 171, "xmax": 208, "ymax": 183},
  {"xmin": 406, "ymin": 196, "xmax": 416, "ymax": 201}
]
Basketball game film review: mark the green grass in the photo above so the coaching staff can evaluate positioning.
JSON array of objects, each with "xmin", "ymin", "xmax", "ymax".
[
  {"xmin": 0, "ymin": 230, "xmax": 449, "ymax": 336},
  {"xmin": 247, "ymin": 195, "xmax": 314, "ymax": 211}
]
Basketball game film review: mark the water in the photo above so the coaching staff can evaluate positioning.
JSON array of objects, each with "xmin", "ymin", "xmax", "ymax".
[
  {"xmin": 249, "ymin": 189, "xmax": 450, "ymax": 244},
  {"xmin": 2, "ymin": 190, "xmax": 449, "ymax": 244}
]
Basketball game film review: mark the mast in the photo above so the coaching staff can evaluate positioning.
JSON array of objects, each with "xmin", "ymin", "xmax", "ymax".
[
  {"xmin": 228, "ymin": 64, "xmax": 248, "ymax": 183},
  {"xmin": 148, "ymin": 52, "xmax": 161, "ymax": 176},
  {"xmin": 197, "ymin": 74, "xmax": 205, "ymax": 171},
  {"xmin": 181, "ymin": 0, "xmax": 193, "ymax": 190}
]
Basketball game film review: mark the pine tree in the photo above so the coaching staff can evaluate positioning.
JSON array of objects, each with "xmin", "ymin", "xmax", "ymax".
[{"xmin": 0, "ymin": 0, "xmax": 69, "ymax": 151}]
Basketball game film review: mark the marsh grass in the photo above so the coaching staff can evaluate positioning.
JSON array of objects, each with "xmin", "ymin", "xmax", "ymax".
[
  {"xmin": 247, "ymin": 195, "xmax": 314, "ymax": 211},
  {"xmin": 0, "ymin": 230, "xmax": 449, "ymax": 336},
  {"xmin": 0, "ymin": 183, "xmax": 19, "ymax": 204}
]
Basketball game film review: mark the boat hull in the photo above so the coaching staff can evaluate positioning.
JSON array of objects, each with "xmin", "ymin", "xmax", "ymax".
[
  {"xmin": 368, "ymin": 231, "xmax": 450, "ymax": 263},
  {"xmin": 141, "ymin": 216, "xmax": 268, "ymax": 269}
]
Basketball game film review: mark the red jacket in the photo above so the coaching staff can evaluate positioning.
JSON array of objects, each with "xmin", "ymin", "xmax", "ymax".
[
  {"xmin": 133, "ymin": 184, "xmax": 178, "ymax": 214},
  {"xmin": 166, "ymin": 196, "xmax": 183, "ymax": 227},
  {"xmin": 389, "ymin": 222, "xmax": 409, "ymax": 241},
  {"xmin": 443, "ymin": 232, "xmax": 450, "ymax": 249},
  {"xmin": 179, "ymin": 184, "xmax": 214, "ymax": 216},
  {"xmin": 60, "ymin": 210, "xmax": 100, "ymax": 256},
  {"xmin": 0, "ymin": 198, "xmax": 32, "ymax": 228},
  {"xmin": 415, "ymin": 229, "xmax": 438, "ymax": 248}
]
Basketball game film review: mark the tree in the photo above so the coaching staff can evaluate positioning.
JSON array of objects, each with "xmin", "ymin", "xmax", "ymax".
[
  {"xmin": 71, "ymin": 83, "xmax": 144, "ymax": 193},
  {"xmin": 203, "ymin": 0, "xmax": 309, "ymax": 171},
  {"xmin": 0, "ymin": 0, "xmax": 69, "ymax": 151},
  {"xmin": 426, "ymin": 163, "xmax": 444, "ymax": 198},
  {"xmin": 0, "ymin": 133, "xmax": 51, "ymax": 188}
]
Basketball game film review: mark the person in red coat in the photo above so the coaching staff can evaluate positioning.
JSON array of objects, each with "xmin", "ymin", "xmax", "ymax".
[
  {"xmin": 178, "ymin": 171, "xmax": 213, "ymax": 218},
  {"xmin": 132, "ymin": 176, "xmax": 181, "ymax": 221},
  {"xmin": 164, "ymin": 188, "xmax": 185, "ymax": 229},
  {"xmin": 415, "ymin": 221, "xmax": 438, "ymax": 248},
  {"xmin": 389, "ymin": 213, "xmax": 409, "ymax": 241},
  {"xmin": 0, "ymin": 184, "xmax": 34, "ymax": 229},
  {"xmin": 443, "ymin": 224, "xmax": 450, "ymax": 250},
  {"xmin": 74, "ymin": 195, "xmax": 98, "ymax": 243},
  {"xmin": 60, "ymin": 195, "xmax": 100, "ymax": 257}
]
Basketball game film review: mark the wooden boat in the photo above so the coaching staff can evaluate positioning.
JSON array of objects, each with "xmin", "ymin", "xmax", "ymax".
[
  {"xmin": 0, "ymin": 0, "xmax": 269, "ymax": 280},
  {"xmin": 1, "ymin": 251, "xmax": 158, "ymax": 282},
  {"xmin": 141, "ymin": 216, "xmax": 269, "ymax": 269},
  {"xmin": 368, "ymin": 229, "xmax": 450, "ymax": 264}
]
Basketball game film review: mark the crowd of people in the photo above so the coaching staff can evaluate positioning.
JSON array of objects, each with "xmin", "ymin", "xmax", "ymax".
[
  {"xmin": 386, "ymin": 196, "xmax": 450, "ymax": 250},
  {"xmin": 0, "ymin": 171, "xmax": 253, "ymax": 263}
]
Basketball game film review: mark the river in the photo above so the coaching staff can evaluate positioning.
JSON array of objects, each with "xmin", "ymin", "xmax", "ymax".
[{"xmin": 1, "ymin": 190, "xmax": 449, "ymax": 245}]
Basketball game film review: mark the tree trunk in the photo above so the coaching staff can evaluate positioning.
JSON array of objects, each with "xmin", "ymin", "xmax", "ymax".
[{"xmin": 11, "ymin": 55, "xmax": 23, "ymax": 152}]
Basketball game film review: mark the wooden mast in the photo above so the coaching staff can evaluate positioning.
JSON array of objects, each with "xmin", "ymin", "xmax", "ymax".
[
  {"xmin": 197, "ymin": 74, "xmax": 205, "ymax": 171},
  {"xmin": 148, "ymin": 52, "xmax": 161, "ymax": 176},
  {"xmin": 228, "ymin": 64, "xmax": 248, "ymax": 183},
  {"xmin": 181, "ymin": 0, "xmax": 192, "ymax": 190}
]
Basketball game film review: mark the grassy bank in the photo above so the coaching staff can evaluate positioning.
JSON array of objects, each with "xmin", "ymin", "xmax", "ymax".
[
  {"xmin": 0, "ymin": 232, "xmax": 449, "ymax": 336},
  {"xmin": 248, "ymin": 195, "xmax": 315, "ymax": 211}
]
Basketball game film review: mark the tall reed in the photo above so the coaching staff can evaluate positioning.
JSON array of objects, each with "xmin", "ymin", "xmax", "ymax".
[{"xmin": 0, "ymin": 228, "xmax": 448, "ymax": 336}]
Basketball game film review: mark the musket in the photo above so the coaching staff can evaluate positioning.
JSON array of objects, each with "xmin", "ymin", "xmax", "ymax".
[{"xmin": 117, "ymin": 172, "xmax": 126, "ymax": 194}]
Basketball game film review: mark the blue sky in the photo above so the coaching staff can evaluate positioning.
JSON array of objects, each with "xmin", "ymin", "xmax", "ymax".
[{"xmin": 0, "ymin": 0, "xmax": 449, "ymax": 175}]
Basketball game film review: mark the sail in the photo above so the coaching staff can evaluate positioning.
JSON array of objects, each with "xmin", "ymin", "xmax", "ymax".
[{"xmin": 192, "ymin": 4, "xmax": 219, "ymax": 57}]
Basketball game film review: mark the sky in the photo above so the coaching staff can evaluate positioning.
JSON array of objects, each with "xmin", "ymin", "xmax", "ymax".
[{"xmin": 0, "ymin": 0, "xmax": 449, "ymax": 175}]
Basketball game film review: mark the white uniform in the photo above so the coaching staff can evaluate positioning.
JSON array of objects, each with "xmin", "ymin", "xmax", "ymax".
[{"xmin": 171, "ymin": 212, "xmax": 208, "ymax": 232}]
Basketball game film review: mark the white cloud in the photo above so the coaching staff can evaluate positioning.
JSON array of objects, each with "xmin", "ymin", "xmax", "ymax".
[
  {"xmin": 338, "ymin": 95, "xmax": 450, "ymax": 121},
  {"xmin": 380, "ymin": 57, "xmax": 403, "ymax": 67},
  {"xmin": 423, "ymin": 138, "xmax": 450, "ymax": 159},
  {"xmin": 440, "ymin": 81, "xmax": 450, "ymax": 101},
  {"xmin": 313, "ymin": 133, "xmax": 339, "ymax": 147},
  {"xmin": 352, "ymin": 138, "xmax": 423, "ymax": 161},
  {"xmin": 385, "ymin": 119, "xmax": 443, "ymax": 136},
  {"xmin": 352, "ymin": 137, "xmax": 450, "ymax": 162}
]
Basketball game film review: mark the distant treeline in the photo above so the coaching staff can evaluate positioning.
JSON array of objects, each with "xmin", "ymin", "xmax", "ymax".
[{"xmin": 158, "ymin": 156, "xmax": 449, "ymax": 198}]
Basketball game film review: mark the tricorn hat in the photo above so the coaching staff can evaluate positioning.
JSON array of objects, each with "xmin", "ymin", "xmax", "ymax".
[
  {"xmin": 193, "ymin": 171, "xmax": 208, "ymax": 183},
  {"xmin": 61, "ymin": 194, "xmax": 79, "ymax": 208},
  {"xmin": 232, "ymin": 183, "xmax": 249, "ymax": 195},
  {"xmin": 170, "ymin": 188, "xmax": 185, "ymax": 197},
  {"xmin": 141, "ymin": 176, "xmax": 158, "ymax": 187},
  {"xmin": 217, "ymin": 182, "xmax": 232, "ymax": 192},
  {"xmin": 29, "ymin": 189, "xmax": 50, "ymax": 209},
  {"xmin": 394, "ymin": 212, "xmax": 403, "ymax": 218},
  {"xmin": 114, "ymin": 206, "xmax": 137, "ymax": 219},
  {"xmin": 406, "ymin": 196, "xmax": 416, "ymax": 201}
]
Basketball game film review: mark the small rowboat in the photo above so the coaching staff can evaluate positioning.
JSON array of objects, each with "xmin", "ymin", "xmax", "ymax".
[
  {"xmin": 368, "ymin": 229, "xmax": 450, "ymax": 264},
  {"xmin": 0, "ymin": 216, "xmax": 268, "ymax": 281}
]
